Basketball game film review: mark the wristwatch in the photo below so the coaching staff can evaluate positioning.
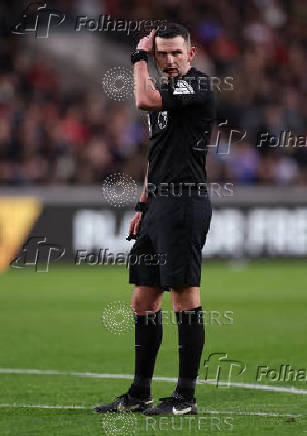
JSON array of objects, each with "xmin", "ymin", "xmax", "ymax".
[{"xmin": 131, "ymin": 49, "xmax": 148, "ymax": 64}]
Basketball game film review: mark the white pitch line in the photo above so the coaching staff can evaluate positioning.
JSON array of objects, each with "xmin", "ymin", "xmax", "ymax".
[
  {"xmin": 0, "ymin": 404, "xmax": 89, "ymax": 410},
  {"xmin": 201, "ymin": 410, "xmax": 305, "ymax": 418},
  {"xmin": 198, "ymin": 379, "xmax": 307, "ymax": 395},
  {"xmin": 1, "ymin": 368, "xmax": 307, "ymax": 395},
  {"xmin": 0, "ymin": 403, "xmax": 304, "ymax": 418}
]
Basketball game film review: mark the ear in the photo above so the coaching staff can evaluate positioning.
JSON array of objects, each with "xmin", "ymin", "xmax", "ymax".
[{"xmin": 188, "ymin": 46, "xmax": 196, "ymax": 62}]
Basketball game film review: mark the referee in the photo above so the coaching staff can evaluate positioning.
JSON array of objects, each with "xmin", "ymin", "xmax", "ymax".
[{"xmin": 94, "ymin": 23, "xmax": 216, "ymax": 416}]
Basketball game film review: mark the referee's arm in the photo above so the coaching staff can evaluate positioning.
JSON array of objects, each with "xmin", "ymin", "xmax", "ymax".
[
  {"xmin": 133, "ymin": 30, "xmax": 162, "ymax": 111},
  {"xmin": 139, "ymin": 163, "xmax": 149, "ymax": 202}
]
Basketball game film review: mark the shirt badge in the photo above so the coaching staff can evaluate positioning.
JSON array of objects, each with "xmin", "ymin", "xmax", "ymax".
[{"xmin": 173, "ymin": 80, "xmax": 195, "ymax": 95}]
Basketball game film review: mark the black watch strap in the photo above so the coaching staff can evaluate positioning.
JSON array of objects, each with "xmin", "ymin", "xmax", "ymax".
[
  {"xmin": 135, "ymin": 201, "xmax": 147, "ymax": 212},
  {"xmin": 131, "ymin": 50, "xmax": 148, "ymax": 64}
]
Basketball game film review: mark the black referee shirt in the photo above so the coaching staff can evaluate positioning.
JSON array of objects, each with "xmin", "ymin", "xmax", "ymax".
[{"xmin": 147, "ymin": 67, "xmax": 216, "ymax": 191}]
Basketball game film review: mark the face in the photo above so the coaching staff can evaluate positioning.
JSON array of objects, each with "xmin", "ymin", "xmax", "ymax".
[{"xmin": 154, "ymin": 35, "xmax": 195, "ymax": 78}]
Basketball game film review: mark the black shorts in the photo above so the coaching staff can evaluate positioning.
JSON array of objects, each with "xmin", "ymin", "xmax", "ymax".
[{"xmin": 129, "ymin": 192, "xmax": 212, "ymax": 290}]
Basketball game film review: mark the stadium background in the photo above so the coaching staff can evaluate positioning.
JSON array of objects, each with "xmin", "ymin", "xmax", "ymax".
[{"xmin": 0, "ymin": 1, "xmax": 306, "ymax": 435}]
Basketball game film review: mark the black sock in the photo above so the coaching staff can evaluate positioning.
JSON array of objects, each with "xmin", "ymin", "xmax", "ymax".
[
  {"xmin": 129, "ymin": 310, "xmax": 162, "ymax": 398},
  {"xmin": 175, "ymin": 306, "xmax": 204, "ymax": 399}
]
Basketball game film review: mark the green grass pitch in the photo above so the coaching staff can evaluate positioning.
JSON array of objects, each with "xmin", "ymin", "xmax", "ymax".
[{"xmin": 0, "ymin": 260, "xmax": 306, "ymax": 435}]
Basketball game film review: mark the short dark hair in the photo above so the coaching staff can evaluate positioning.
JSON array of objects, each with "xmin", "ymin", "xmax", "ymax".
[{"xmin": 155, "ymin": 22, "xmax": 190, "ymax": 44}]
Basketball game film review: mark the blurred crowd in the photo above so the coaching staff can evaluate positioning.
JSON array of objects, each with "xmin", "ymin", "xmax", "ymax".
[{"xmin": 0, "ymin": 0, "xmax": 306, "ymax": 185}]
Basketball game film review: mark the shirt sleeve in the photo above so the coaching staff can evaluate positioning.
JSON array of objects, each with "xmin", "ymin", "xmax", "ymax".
[{"xmin": 159, "ymin": 75, "xmax": 213, "ymax": 111}]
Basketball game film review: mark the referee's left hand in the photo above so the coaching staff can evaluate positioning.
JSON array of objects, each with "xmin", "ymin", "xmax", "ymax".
[
  {"xmin": 137, "ymin": 29, "xmax": 156, "ymax": 53},
  {"xmin": 129, "ymin": 211, "xmax": 143, "ymax": 237}
]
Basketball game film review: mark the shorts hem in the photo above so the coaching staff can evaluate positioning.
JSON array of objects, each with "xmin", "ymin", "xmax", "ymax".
[
  {"xmin": 130, "ymin": 280, "xmax": 200, "ymax": 289},
  {"xmin": 129, "ymin": 280, "xmax": 162, "ymax": 288},
  {"xmin": 162, "ymin": 283, "xmax": 201, "ymax": 289}
]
